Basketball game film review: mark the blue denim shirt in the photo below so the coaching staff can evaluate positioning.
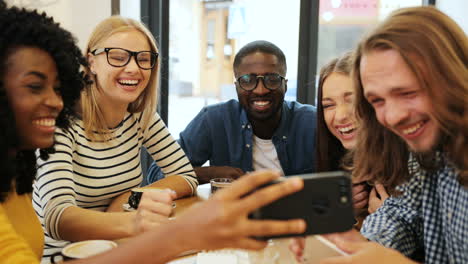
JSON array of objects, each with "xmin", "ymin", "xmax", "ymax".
[{"xmin": 146, "ymin": 99, "xmax": 316, "ymax": 184}]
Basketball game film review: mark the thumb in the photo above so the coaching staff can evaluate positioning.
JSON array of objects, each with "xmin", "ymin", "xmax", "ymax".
[
  {"xmin": 375, "ymin": 184, "xmax": 389, "ymax": 200},
  {"xmin": 369, "ymin": 187, "xmax": 377, "ymax": 201}
]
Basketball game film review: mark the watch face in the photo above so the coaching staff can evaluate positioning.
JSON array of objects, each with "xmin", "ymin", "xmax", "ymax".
[{"xmin": 122, "ymin": 203, "xmax": 135, "ymax": 212}]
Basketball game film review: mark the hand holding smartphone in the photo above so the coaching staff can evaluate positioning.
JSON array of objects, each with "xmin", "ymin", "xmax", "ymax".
[{"xmin": 249, "ymin": 171, "xmax": 355, "ymax": 239}]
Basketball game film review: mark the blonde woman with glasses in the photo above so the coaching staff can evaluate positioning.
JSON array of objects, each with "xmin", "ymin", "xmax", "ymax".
[{"xmin": 33, "ymin": 16, "xmax": 198, "ymax": 262}]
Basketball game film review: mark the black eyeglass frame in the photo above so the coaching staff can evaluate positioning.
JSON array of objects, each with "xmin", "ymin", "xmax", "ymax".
[
  {"xmin": 91, "ymin": 47, "xmax": 159, "ymax": 70},
  {"xmin": 235, "ymin": 73, "xmax": 287, "ymax": 91}
]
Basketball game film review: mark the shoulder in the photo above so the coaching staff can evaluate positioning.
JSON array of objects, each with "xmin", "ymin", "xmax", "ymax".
[
  {"xmin": 283, "ymin": 101, "xmax": 317, "ymax": 127},
  {"xmin": 284, "ymin": 101, "xmax": 316, "ymax": 116},
  {"xmin": 194, "ymin": 99, "xmax": 243, "ymax": 120},
  {"xmin": 55, "ymin": 119, "xmax": 82, "ymax": 142},
  {"xmin": 202, "ymin": 99, "xmax": 241, "ymax": 113}
]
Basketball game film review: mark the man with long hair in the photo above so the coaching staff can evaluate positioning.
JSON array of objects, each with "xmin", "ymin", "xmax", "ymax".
[{"xmin": 292, "ymin": 6, "xmax": 467, "ymax": 264}]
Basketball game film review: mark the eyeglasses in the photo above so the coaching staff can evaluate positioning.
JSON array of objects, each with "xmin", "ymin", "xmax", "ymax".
[
  {"xmin": 91, "ymin": 47, "xmax": 158, "ymax": 70},
  {"xmin": 236, "ymin": 73, "xmax": 286, "ymax": 91}
]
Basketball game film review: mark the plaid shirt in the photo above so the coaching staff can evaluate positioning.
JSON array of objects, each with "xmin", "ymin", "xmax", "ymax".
[{"xmin": 361, "ymin": 154, "xmax": 467, "ymax": 264}]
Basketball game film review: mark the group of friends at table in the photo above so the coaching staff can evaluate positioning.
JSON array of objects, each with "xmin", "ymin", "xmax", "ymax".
[{"xmin": 0, "ymin": 1, "xmax": 466, "ymax": 264}]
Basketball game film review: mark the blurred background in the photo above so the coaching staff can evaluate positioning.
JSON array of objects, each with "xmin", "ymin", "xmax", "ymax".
[{"xmin": 6, "ymin": 0, "xmax": 467, "ymax": 137}]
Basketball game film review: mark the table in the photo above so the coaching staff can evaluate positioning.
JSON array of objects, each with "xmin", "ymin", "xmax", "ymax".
[
  {"xmin": 166, "ymin": 184, "xmax": 299, "ymax": 264},
  {"xmin": 116, "ymin": 184, "xmax": 300, "ymax": 263}
]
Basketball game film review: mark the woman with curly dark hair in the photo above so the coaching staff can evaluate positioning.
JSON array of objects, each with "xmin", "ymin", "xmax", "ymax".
[
  {"xmin": 0, "ymin": 5, "xmax": 306, "ymax": 263},
  {"xmin": 0, "ymin": 1, "xmax": 86, "ymax": 261}
]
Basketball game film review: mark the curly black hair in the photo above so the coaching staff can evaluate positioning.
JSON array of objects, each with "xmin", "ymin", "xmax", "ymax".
[{"xmin": 0, "ymin": 2, "xmax": 88, "ymax": 202}]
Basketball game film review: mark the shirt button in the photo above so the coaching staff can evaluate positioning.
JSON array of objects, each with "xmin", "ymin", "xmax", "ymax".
[
  {"xmin": 447, "ymin": 210, "xmax": 453, "ymax": 220},
  {"xmin": 282, "ymin": 136, "xmax": 287, "ymax": 139},
  {"xmin": 246, "ymin": 144, "xmax": 250, "ymax": 148},
  {"xmin": 242, "ymin": 125, "xmax": 245, "ymax": 129}
]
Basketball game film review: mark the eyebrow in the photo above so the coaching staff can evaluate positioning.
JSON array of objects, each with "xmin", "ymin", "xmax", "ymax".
[
  {"xmin": 24, "ymin": 71, "xmax": 47, "ymax": 80},
  {"xmin": 322, "ymin": 91, "xmax": 353, "ymax": 101},
  {"xmin": 364, "ymin": 87, "xmax": 407, "ymax": 98}
]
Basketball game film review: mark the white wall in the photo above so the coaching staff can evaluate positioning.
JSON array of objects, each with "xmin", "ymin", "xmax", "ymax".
[
  {"xmin": 120, "ymin": 0, "xmax": 140, "ymax": 21},
  {"xmin": 6, "ymin": 0, "xmax": 112, "ymax": 50},
  {"xmin": 437, "ymin": 0, "xmax": 468, "ymax": 33}
]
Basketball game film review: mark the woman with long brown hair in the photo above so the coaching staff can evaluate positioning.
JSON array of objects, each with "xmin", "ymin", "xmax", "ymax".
[{"xmin": 317, "ymin": 52, "xmax": 388, "ymax": 216}]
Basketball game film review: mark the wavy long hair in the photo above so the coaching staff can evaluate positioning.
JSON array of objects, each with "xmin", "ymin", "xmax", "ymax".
[
  {"xmin": 316, "ymin": 52, "xmax": 353, "ymax": 172},
  {"xmin": 352, "ymin": 6, "xmax": 468, "ymax": 190},
  {"xmin": 81, "ymin": 16, "xmax": 160, "ymax": 140},
  {"xmin": 0, "ymin": 3, "xmax": 87, "ymax": 201}
]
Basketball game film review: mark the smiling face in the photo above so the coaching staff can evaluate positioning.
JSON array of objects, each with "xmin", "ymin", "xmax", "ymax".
[
  {"xmin": 322, "ymin": 72, "xmax": 357, "ymax": 150},
  {"xmin": 89, "ymin": 29, "xmax": 151, "ymax": 109},
  {"xmin": 360, "ymin": 49, "xmax": 440, "ymax": 153},
  {"xmin": 235, "ymin": 52, "xmax": 286, "ymax": 123},
  {"xmin": 4, "ymin": 47, "xmax": 63, "ymax": 150}
]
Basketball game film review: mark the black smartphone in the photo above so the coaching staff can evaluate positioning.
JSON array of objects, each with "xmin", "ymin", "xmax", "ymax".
[{"xmin": 249, "ymin": 171, "xmax": 355, "ymax": 239}]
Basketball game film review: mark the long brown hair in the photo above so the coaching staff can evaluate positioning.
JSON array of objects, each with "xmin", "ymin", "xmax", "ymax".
[
  {"xmin": 352, "ymin": 6, "xmax": 468, "ymax": 190},
  {"xmin": 316, "ymin": 52, "xmax": 353, "ymax": 172}
]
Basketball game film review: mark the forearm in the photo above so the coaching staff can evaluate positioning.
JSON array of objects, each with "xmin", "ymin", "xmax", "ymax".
[
  {"xmin": 194, "ymin": 166, "xmax": 245, "ymax": 184},
  {"xmin": 59, "ymin": 206, "xmax": 136, "ymax": 241},
  {"xmin": 194, "ymin": 167, "xmax": 213, "ymax": 184},
  {"xmin": 70, "ymin": 220, "xmax": 192, "ymax": 264},
  {"xmin": 107, "ymin": 175, "xmax": 193, "ymax": 212},
  {"xmin": 146, "ymin": 175, "xmax": 193, "ymax": 198}
]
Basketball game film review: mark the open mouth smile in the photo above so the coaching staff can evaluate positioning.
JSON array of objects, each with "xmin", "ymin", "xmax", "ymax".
[
  {"xmin": 251, "ymin": 100, "xmax": 272, "ymax": 111},
  {"xmin": 399, "ymin": 120, "xmax": 428, "ymax": 140},
  {"xmin": 32, "ymin": 117, "xmax": 57, "ymax": 133},
  {"xmin": 335, "ymin": 123, "xmax": 357, "ymax": 140},
  {"xmin": 118, "ymin": 79, "xmax": 140, "ymax": 86}
]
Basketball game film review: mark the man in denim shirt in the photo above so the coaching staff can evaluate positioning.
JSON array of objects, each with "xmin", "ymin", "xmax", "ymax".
[{"xmin": 147, "ymin": 40, "xmax": 316, "ymax": 184}]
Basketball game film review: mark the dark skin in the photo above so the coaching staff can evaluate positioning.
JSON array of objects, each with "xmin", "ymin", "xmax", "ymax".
[
  {"xmin": 195, "ymin": 51, "xmax": 287, "ymax": 183},
  {"xmin": 194, "ymin": 166, "xmax": 244, "ymax": 184},
  {"xmin": 235, "ymin": 52, "xmax": 287, "ymax": 139}
]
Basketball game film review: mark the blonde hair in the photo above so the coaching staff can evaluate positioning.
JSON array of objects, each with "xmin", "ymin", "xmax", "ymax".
[
  {"xmin": 352, "ymin": 6, "xmax": 468, "ymax": 190},
  {"xmin": 81, "ymin": 16, "xmax": 159, "ymax": 140}
]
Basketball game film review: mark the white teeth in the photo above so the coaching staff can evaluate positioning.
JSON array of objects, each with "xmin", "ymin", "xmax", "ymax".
[
  {"xmin": 118, "ymin": 79, "xmax": 139, "ymax": 85},
  {"xmin": 253, "ymin": 101, "xmax": 270, "ymax": 106},
  {"xmin": 403, "ymin": 121, "xmax": 423, "ymax": 135},
  {"xmin": 338, "ymin": 126, "xmax": 355, "ymax": 133},
  {"xmin": 33, "ymin": 119, "xmax": 55, "ymax": 127}
]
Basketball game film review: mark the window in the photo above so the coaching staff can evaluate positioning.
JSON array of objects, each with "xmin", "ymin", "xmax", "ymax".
[
  {"xmin": 167, "ymin": 0, "xmax": 301, "ymax": 136},
  {"xmin": 317, "ymin": 0, "xmax": 423, "ymax": 70}
]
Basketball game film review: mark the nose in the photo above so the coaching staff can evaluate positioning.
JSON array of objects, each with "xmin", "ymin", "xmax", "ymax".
[
  {"xmin": 44, "ymin": 87, "xmax": 64, "ymax": 112},
  {"xmin": 335, "ymin": 102, "xmax": 351, "ymax": 123},
  {"xmin": 252, "ymin": 77, "xmax": 269, "ymax": 96},
  {"xmin": 125, "ymin": 55, "xmax": 140, "ymax": 72},
  {"xmin": 382, "ymin": 100, "xmax": 410, "ymax": 127}
]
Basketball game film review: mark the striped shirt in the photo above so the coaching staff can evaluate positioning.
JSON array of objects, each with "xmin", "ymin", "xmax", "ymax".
[
  {"xmin": 361, "ymin": 153, "xmax": 467, "ymax": 264},
  {"xmin": 32, "ymin": 112, "xmax": 197, "ymax": 263}
]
